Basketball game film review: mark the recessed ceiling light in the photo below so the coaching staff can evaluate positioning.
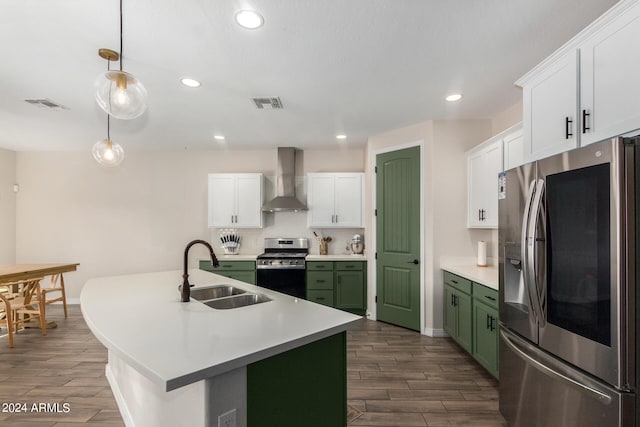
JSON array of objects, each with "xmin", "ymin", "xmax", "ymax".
[
  {"xmin": 180, "ymin": 78, "xmax": 201, "ymax": 88},
  {"xmin": 213, "ymin": 135, "xmax": 225, "ymax": 141},
  {"xmin": 234, "ymin": 10, "xmax": 264, "ymax": 29},
  {"xmin": 445, "ymin": 93, "xmax": 463, "ymax": 102},
  {"xmin": 336, "ymin": 134, "xmax": 347, "ymax": 140}
]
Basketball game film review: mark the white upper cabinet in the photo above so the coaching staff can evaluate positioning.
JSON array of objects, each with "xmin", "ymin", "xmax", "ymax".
[
  {"xmin": 503, "ymin": 125, "xmax": 524, "ymax": 170},
  {"xmin": 208, "ymin": 173, "xmax": 263, "ymax": 228},
  {"xmin": 518, "ymin": 0, "xmax": 640, "ymax": 162},
  {"xmin": 580, "ymin": 2, "xmax": 640, "ymax": 146},
  {"xmin": 521, "ymin": 51, "xmax": 579, "ymax": 162},
  {"xmin": 467, "ymin": 137, "xmax": 503, "ymax": 229},
  {"xmin": 307, "ymin": 173, "xmax": 364, "ymax": 228}
]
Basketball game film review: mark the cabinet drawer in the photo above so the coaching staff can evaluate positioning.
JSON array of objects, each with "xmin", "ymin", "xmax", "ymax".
[
  {"xmin": 307, "ymin": 272, "xmax": 334, "ymax": 290},
  {"xmin": 473, "ymin": 282, "xmax": 498, "ymax": 309},
  {"xmin": 307, "ymin": 290, "xmax": 334, "ymax": 307},
  {"xmin": 335, "ymin": 261, "xmax": 364, "ymax": 271},
  {"xmin": 307, "ymin": 262, "xmax": 334, "ymax": 271},
  {"xmin": 216, "ymin": 261, "xmax": 256, "ymax": 271},
  {"xmin": 443, "ymin": 271, "xmax": 471, "ymax": 294}
]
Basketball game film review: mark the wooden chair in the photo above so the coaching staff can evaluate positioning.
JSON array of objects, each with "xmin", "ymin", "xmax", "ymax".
[
  {"xmin": 0, "ymin": 278, "xmax": 46, "ymax": 348},
  {"xmin": 0, "ymin": 290, "xmax": 11, "ymax": 346},
  {"xmin": 41, "ymin": 273, "xmax": 68, "ymax": 318}
]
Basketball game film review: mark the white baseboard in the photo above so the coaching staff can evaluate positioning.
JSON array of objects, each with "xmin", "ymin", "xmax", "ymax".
[
  {"xmin": 105, "ymin": 364, "xmax": 135, "ymax": 427},
  {"xmin": 423, "ymin": 328, "xmax": 448, "ymax": 337}
]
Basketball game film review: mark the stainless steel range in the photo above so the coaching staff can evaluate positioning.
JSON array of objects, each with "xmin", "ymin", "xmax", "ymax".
[{"xmin": 256, "ymin": 238, "xmax": 308, "ymax": 298}]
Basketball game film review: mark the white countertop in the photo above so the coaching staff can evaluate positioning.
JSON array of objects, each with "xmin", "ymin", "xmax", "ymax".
[
  {"xmin": 306, "ymin": 254, "xmax": 368, "ymax": 261},
  {"xmin": 80, "ymin": 269, "xmax": 361, "ymax": 392},
  {"xmin": 440, "ymin": 263, "xmax": 499, "ymax": 290}
]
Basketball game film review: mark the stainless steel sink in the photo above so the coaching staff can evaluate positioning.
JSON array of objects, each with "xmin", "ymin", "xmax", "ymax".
[
  {"xmin": 204, "ymin": 293, "xmax": 272, "ymax": 310},
  {"xmin": 186, "ymin": 284, "xmax": 272, "ymax": 309},
  {"xmin": 190, "ymin": 285, "xmax": 247, "ymax": 301}
]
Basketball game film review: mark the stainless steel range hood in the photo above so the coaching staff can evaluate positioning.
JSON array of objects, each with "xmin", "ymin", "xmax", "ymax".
[{"xmin": 262, "ymin": 147, "xmax": 308, "ymax": 212}]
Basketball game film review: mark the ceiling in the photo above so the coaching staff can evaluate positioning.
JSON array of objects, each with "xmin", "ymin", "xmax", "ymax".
[{"xmin": 0, "ymin": 0, "xmax": 617, "ymax": 152}]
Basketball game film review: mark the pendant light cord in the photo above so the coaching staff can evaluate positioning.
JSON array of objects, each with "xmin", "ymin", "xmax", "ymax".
[{"xmin": 119, "ymin": 0, "xmax": 123, "ymax": 72}]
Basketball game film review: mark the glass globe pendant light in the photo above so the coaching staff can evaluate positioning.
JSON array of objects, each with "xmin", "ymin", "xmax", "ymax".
[
  {"xmin": 93, "ymin": 114, "xmax": 125, "ymax": 167},
  {"xmin": 94, "ymin": 0, "xmax": 147, "ymax": 120}
]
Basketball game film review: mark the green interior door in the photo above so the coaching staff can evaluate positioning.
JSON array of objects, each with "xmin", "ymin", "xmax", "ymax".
[{"xmin": 376, "ymin": 146, "xmax": 421, "ymax": 331}]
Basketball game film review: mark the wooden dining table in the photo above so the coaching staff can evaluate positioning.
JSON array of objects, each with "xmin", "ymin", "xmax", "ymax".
[
  {"xmin": 0, "ymin": 263, "xmax": 79, "ymax": 328},
  {"xmin": 0, "ymin": 263, "xmax": 79, "ymax": 283}
]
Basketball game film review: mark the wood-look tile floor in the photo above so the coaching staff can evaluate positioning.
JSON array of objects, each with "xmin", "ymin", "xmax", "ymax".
[
  {"xmin": 347, "ymin": 319, "xmax": 506, "ymax": 427},
  {"xmin": 0, "ymin": 307, "xmax": 505, "ymax": 426},
  {"xmin": 0, "ymin": 305, "xmax": 123, "ymax": 426}
]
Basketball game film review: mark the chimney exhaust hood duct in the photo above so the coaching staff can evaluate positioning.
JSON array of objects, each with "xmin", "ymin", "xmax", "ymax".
[{"xmin": 262, "ymin": 147, "xmax": 308, "ymax": 212}]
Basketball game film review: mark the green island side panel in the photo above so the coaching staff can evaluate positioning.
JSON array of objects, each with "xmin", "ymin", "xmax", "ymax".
[{"xmin": 247, "ymin": 332, "xmax": 347, "ymax": 427}]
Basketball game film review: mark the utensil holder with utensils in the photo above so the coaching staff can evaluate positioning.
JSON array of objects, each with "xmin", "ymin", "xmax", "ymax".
[{"xmin": 220, "ymin": 229, "xmax": 241, "ymax": 255}]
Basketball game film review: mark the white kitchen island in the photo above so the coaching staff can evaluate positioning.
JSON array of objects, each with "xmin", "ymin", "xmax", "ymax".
[{"xmin": 81, "ymin": 268, "xmax": 361, "ymax": 427}]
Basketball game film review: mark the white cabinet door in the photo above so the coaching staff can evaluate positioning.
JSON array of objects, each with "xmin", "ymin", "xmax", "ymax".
[
  {"xmin": 522, "ymin": 50, "xmax": 579, "ymax": 163},
  {"xmin": 208, "ymin": 175, "xmax": 236, "ymax": 228},
  {"xmin": 307, "ymin": 173, "xmax": 364, "ymax": 228},
  {"xmin": 467, "ymin": 139, "xmax": 502, "ymax": 229},
  {"xmin": 503, "ymin": 127, "xmax": 524, "ymax": 170},
  {"xmin": 483, "ymin": 142, "xmax": 502, "ymax": 227},
  {"xmin": 580, "ymin": 2, "xmax": 640, "ymax": 146},
  {"xmin": 235, "ymin": 174, "xmax": 263, "ymax": 228},
  {"xmin": 307, "ymin": 174, "xmax": 335, "ymax": 227},
  {"xmin": 334, "ymin": 174, "xmax": 364, "ymax": 227},
  {"xmin": 208, "ymin": 174, "xmax": 263, "ymax": 228}
]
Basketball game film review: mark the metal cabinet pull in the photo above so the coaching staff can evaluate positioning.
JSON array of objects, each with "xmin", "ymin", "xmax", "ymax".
[
  {"xmin": 565, "ymin": 116, "xmax": 573, "ymax": 139},
  {"xmin": 407, "ymin": 259, "xmax": 419, "ymax": 265},
  {"xmin": 582, "ymin": 109, "xmax": 590, "ymax": 133},
  {"xmin": 335, "ymin": 214, "xmax": 338, "ymax": 223},
  {"xmin": 317, "ymin": 280, "xmax": 326, "ymax": 283},
  {"xmin": 484, "ymin": 295, "xmax": 496, "ymax": 302}
]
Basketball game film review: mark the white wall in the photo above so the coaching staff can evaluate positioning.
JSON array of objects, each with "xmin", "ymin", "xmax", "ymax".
[
  {"xmin": 0, "ymin": 148, "xmax": 16, "ymax": 263},
  {"xmin": 366, "ymin": 119, "xmax": 494, "ymax": 335},
  {"xmin": 15, "ymin": 147, "xmax": 364, "ymax": 301}
]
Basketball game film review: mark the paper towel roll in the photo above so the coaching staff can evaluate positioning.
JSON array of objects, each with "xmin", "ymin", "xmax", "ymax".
[{"xmin": 477, "ymin": 241, "xmax": 487, "ymax": 267}]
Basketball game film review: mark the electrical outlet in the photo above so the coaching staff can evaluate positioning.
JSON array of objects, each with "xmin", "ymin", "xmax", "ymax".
[{"xmin": 218, "ymin": 409, "xmax": 237, "ymax": 427}]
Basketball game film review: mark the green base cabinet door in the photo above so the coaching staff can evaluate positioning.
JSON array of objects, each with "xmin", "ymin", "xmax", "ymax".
[
  {"xmin": 443, "ymin": 284, "xmax": 472, "ymax": 353},
  {"xmin": 473, "ymin": 300, "xmax": 499, "ymax": 378},
  {"xmin": 335, "ymin": 271, "xmax": 365, "ymax": 314}
]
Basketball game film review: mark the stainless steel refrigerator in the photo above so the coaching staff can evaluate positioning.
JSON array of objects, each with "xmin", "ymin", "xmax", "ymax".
[{"xmin": 498, "ymin": 136, "xmax": 639, "ymax": 426}]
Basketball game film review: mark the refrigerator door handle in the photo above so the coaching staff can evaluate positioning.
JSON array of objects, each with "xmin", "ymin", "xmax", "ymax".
[
  {"xmin": 525, "ymin": 179, "xmax": 546, "ymax": 327},
  {"xmin": 521, "ymin": 180, "xmax": 542, "ymax": 324},
  {"xmin": 500, "ymin": 329, "xmax": 613, "ymax": 404}
]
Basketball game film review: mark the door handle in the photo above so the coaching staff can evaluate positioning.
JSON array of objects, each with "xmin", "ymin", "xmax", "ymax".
[{"xmin": 407, "ymin": 259, "xmax": 419, "ymax": 265}]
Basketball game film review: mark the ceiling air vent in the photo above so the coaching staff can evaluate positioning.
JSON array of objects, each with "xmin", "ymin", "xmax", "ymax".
[
  {"xmin": 251, "ymin": 97, "xmax": 283, "ymax": 109},
  {"xmin": 24, "ymin": 99, "xmax": 68, "ymax": 110}
]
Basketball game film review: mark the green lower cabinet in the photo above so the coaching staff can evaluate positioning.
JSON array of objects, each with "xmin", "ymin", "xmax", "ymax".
[
  {"xmin": 335, "ymin": 271, "xmax": 365, "ymax": 314},
  {"xmin": 307, "ymin": 289, "xmax": 334, "ymax": 307},
  {"xmin": 443, "ymin": 284, "xmax": 472, "ymax": 353},
  {"xmin": 247, "ymin": 332, "xmax": 347, "ymax": 427},
  {"xmin": 443, "ymin": 271, "xmax": 498, "ymax": 379},
  {"xmin": 473, "ymin": 299, "xmax": 499, "ymax": 378},
  {"xmin": 199, "ymin": 260, "xmax": 256, "ymax": 285},
  {"xmin": 306, "ymin": 261, "xmax": 366, "ymax": 315}
]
